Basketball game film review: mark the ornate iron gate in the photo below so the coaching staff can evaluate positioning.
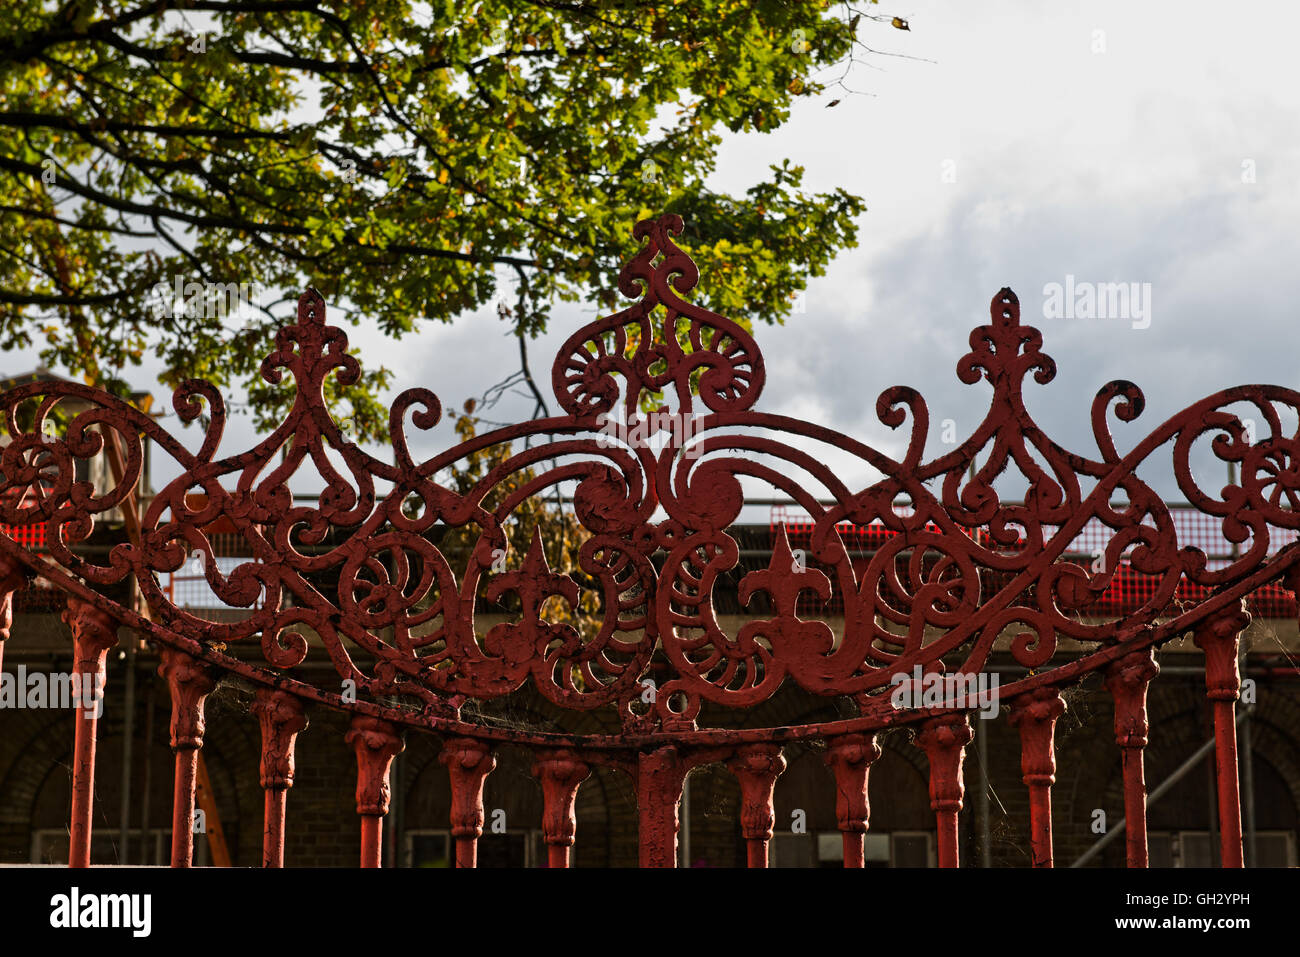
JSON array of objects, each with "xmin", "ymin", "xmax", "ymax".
[{"xmin": 0, "ymin": 213, "xmax": 1293, "ymax": 868}]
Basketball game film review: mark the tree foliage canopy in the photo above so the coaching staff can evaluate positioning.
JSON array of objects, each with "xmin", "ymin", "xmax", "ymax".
[{"xmin": 0, "ymin": 1, "xmax": 898, "ymax": 439}]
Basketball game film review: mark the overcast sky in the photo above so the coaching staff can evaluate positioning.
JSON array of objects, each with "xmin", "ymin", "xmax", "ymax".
[{"xmin": 15, "ymin": 1, "xmax": 1300, "ymax": 526}]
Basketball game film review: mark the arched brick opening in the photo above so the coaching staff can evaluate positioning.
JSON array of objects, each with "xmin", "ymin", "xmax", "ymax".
[{"xmin": 1081, "ymin": 678, "xmax": 1300, "ymax": 867}]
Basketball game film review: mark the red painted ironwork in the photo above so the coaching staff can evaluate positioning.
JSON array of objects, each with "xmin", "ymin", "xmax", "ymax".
[
  {"xmin": 773, "ymin": 510, "xmax": 1300, "ymax": 619},
  {"xmin": 439, "ymin": 737, "xmax": 495, "ymax": 868},
  {"xmin": 0, "ymin": 557, "xmax": 26, "ymax": 671},
  {"xmin": 252, "ymin": 688, "xmax": 309, "ymax": 867},
  {"xmin": 1193, "ymin": 605, "xmax": 1250, "ymax": 868},
  {"xmin": 915, "ymin": 713, "xmax": 973, "ymax": 868},
  {"xmin": 533, "ymin": 750, "xmax": 590, "ymax": 868},
  {"xmin": 0, "ymin": 212, "xmax": 1297, "ymax": 866},
  {"xmin": 63, "ymin": 598, "xmax": 116, "ymax": 868},
  {"xmin": 1102, "ymin": 647, "xmax": 1160, "ymax": 867},
  {"xmin": 1007, "ymin": 686, "xmax": 1066, "ymax": 867},
  {"xmin": 158, "ymin": 647, "xmax": 218, "ymax": 867},
  {"xmin": 348, "ymin": 715, "xmax": 404, "ymax": 868},
  {"xmin": 636, "ymin": 747, "xmax": 686, "ymax": 868},
  {"xmin": 728, "ymin": 744, "xmax": 786, "ymax": 868},
  {"xmin": 824, "ymin": 733, "xmax": 881, "ymax": 868}
]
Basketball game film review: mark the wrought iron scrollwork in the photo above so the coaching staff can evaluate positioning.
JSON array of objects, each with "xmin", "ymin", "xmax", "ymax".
[{"xmin": 2, "ymin": 213, "xmax": 1299, "ymax": 744}]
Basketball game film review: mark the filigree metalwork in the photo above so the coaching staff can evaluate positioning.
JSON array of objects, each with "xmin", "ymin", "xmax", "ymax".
[{"xmin": 1, "ymin": 212, "xmax": 1298, "ymax": 745}]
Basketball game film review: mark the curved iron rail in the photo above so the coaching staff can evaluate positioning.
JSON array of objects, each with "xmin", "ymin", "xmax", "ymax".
[{"xmin": 0, "ymin": 213, "xmax": 1291, "ymax": 868}]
